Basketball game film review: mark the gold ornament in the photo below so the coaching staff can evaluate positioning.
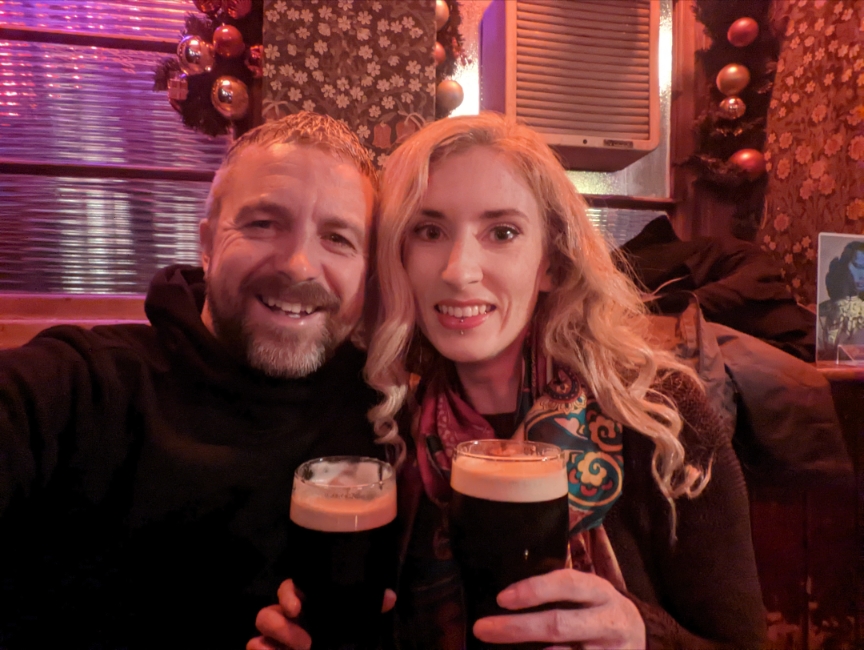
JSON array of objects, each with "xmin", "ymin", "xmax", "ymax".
[
  {"xmin": 193, "ymin": 0, "xmax": 222, "ymax": 15},
  {"xmin": 211, "ymin": 76, "xmax": 250, "ymax": 120},
  {"xmin": 213, "ymin": 24, "xmax": 245, "ymax": 58},
  {"xmin": 728, "ymin": 148, "xmax": 766, "ymax": 180},
  {"xmin": 245, "ymin": 44, "xmax": 263, "ymax": 78},
  {"xmin": 435, "ymin": 0, "xmax": 450, "ymax": 31},
  {"xmin": 225, "ymin": 0, "xmax": 252, "ymax": 19},
  {"xmin": 727, "ymin": 17, "xmax": 759, "ymax": 47},
  {"xmin": 716, "ymin": 63, "xmax": 751, "ymax": 96},
  {"xmin": 177, "ymin": 35, "xmax": 215, "ymax": 75},
  {"xmin": 436, "ymin": 79, "xmax": 464, "ymax": 113},
  {"xmin": 718, "ymin": 96, "xmax": 746, "ymax": 119}
]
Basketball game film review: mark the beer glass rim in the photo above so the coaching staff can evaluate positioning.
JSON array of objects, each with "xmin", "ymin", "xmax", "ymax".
[
  {"xmin": 453, "ymin": 439, "xmax": 564, "ymax": 462},
  {"xmin": 294, "ymin": 455, "xmax": 394, "ymax": 489}
]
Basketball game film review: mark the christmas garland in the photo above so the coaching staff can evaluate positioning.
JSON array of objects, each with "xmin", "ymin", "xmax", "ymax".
[
  {"xmin": 154, "ymin": 0, "xmax": 465, "ymax": 139},
  {"xmin": 686, "ymin": 0, "xmax": 781, "ymax": 239}
]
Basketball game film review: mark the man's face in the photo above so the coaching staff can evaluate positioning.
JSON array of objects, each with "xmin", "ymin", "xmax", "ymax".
[{"xmin": 200, "ymin": 143, "xmax": 374, "ymax": 378}]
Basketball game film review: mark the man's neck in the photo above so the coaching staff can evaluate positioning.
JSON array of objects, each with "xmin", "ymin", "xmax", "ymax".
[{"xmin": 455, "ymin": 334, "xmax": 524, "ymax": 415}]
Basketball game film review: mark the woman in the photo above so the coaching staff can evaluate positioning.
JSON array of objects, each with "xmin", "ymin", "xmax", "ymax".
[{"xmin": 249, "ymin": 114, "xmax": 766, "ymax": 649}]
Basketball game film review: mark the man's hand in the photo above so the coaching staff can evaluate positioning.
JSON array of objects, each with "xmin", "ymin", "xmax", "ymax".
[
  {"xmin": 247, "ymin": 579, "xmax": 397, "ymax": 650},
  {"xmin": 472, "ymin": 569, "xmax": 646, "ymax": 650}
]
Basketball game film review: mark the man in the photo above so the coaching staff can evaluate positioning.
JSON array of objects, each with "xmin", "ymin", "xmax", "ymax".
[{"xmin": 0, "ymin": 112, "xmax": 383, "ymax": 648}]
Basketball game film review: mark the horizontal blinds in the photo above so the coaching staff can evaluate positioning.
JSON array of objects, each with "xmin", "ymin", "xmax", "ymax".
[
  {"xmin": 0, "ymin": 1, "xmax": 225, "ymax": 294},
  {"xmin": 0, "ymin": 175, "xmax": 206, "ymax": 293},
  {"xmin": 515, "ymin": 0, "xmax": 652, "ymax": 139}
]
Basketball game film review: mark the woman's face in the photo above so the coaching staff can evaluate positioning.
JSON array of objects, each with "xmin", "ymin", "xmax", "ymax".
[
  {"xmin": 403, "ymin": 146, "xmax": 552, "ymax": 367},
  {"xmin": 849, "ymin": 250, "xmax": 864, "ymax": 292}
]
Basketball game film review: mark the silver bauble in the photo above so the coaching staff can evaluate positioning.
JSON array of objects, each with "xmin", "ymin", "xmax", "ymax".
[
  {"xmin": 177, "ymin": 35, "xmax": 215, "ymax": 75},
  {"xmin": 211, "ymin": 75, "xmax": 250, "ymax": 120}
]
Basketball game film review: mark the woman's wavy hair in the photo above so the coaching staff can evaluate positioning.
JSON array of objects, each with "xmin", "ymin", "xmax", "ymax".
[
  {"xmin": 826, "ymin": 241, "xmax": 864, "ymax": 300},
  {"xmin": 366, "ymin": 112, "xmax": 710, "ymax": 507}
]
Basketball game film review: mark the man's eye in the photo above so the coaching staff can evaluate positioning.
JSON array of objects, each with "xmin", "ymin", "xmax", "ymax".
[
  {"xmin": 414, "ymin": 224, "xmax": 443, "ymax": 241},
  {"xmin": 248, "ymin": 220, "xmax": 274, "ymax": 230},
  {"xmin": 325, "ymin": 233, "xmax": 355, "ymax": 249},
  {"xmin": 490, "ymin": 226, "xmax": 519, "ymax": 242}
]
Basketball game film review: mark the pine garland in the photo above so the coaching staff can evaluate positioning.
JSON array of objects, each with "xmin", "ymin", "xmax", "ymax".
[{"xmin": 686, "ymin": 0, "xmax": 780, "ymax": 239}]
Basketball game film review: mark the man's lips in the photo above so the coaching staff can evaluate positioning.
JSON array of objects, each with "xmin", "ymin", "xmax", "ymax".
[{"xmin": 258, "ymin": 295, "xmax": 327, "ymax": 319}]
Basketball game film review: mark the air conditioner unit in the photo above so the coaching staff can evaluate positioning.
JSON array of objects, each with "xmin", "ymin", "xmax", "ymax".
[{"xmin": 480, "ymin": 0, "xmax": 661, "ymax": 172}]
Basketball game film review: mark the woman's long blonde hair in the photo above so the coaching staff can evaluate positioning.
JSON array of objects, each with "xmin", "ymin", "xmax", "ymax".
[{"xmin": 366, "ymin": 113, "xmax": 709, "ymax": 506}]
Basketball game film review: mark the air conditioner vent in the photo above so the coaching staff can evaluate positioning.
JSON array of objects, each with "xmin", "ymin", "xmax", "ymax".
[{"xmin": 481, "ymin": 0, "xmax": 660, "ymax": 171}]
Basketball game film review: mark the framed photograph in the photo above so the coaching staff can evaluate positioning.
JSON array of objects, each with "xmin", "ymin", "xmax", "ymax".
[{"xmin": 817, "ymin": 232, "xmax": 864, "ymax": 363}]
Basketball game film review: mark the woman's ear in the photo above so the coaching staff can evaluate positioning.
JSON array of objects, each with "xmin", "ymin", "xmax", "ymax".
[{"xmin": 540, "ymin": 259, "xmax": 554, "ymax": 292}]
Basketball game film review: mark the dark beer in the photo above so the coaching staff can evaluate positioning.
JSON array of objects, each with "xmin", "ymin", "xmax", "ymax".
[
  {"xmin": 289, "ymin": 457, "xmax": 397, "ymax": 650},
  {"xmin": 449, "ymin": 440, "xmax": 569, "ymax": 650}
]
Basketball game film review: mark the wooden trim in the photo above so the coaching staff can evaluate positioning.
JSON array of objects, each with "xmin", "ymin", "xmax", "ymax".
[
  {"xmin": 0, "ymin": 25, "xmax": 177, "ymax": 53},
  {"xmin": 583, "ymin": 195, "xmax": 676, "ymax": 213},
  {"xmin": 0, "ymin": 159, "xmax": 214, "ymax": 183},
  {"xmin": 0, "ymin": 293, "xmax": 146, "ymax": 321}
]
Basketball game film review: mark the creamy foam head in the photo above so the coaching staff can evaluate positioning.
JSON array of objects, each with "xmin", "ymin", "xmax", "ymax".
[
  {"xmin": 450, "ymin": 454, "xmax": 568, "ymax": 503},
  {"xmin": 291, "ymin": 458, "xmax": 396, "ymax": 532}
]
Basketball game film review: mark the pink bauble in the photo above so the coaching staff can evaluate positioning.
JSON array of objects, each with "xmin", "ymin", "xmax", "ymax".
[
  {"xmin": 435, "ymin": 0, "xmax": 450, "ymax": 31},
  {"xmin": 213, "ymin": 24, "xmax": 245, "ymax": 58},
  {"xmin": 434, "ymin": 41, "xmax": 446, "ymax": 65},
  {"xmin": 727, "ymin": 17, "xmax": 759, "ymax": 47},
  {"xmin": 728, "ymin": 149, "xmax": 766, "ymax": 180}
]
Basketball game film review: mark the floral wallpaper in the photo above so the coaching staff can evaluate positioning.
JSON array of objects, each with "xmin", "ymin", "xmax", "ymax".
[
  {"xmin": 262, "ymin": 0, "xmax": 436, "ymax": 167},
  {"xmin": 757, "ymin": 0, "xmax": 864, "ymax": 305}
]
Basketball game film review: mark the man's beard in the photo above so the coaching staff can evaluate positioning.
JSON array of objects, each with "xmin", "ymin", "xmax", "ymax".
[{"xmin": 206, "ymin": 275, "xmax": 353, "ymax": 379}]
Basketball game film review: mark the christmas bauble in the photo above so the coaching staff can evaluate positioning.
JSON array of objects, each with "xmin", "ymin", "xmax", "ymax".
[
  {"xmin": 211, "ymin": 76, "xmax": 250, "ymax": 120},
  {"xmin": 727, "ymin": 17, "xmax": 759, "ymax": 47},
  {"xmin": 193, "ymin": 0, "xmax": 222, "ymax": 15},
  {"xmin": 434, "ymin": 41, "xmax": 446, "ymax": 65},
  {"xmin": 213, "ymin": 24, "xmax": 245, "ymax": 58},
  {"xmin": 245, "ymin": 44, "xmax": 263, "ymax": 78},
  {"xmin": 719, "ymin": 96, "xmax": 746, "ymax": 119},
  {"xmin": 436, "ymin": 79, "xmax": 464, "ymax": 112},
  {"xmin": 728, "ymin": 148, "xmax": 766, "ymax": 179},
  {"xmin": 435, "ymin": 0, "xmax": 450, "ymax": 31},
  {"xmin": 716, "ymin": 63, "xmax": 750, "ymax": 96},
  {"xmin": 225, "ymin": 0, "xmax": 252, "ymax": 19},
  {"xmin": 177, "ymin": 35, "xmax": 215, "ymax": 75}
]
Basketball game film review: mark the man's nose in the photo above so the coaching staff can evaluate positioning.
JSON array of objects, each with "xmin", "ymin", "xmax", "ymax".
[
  {"xmin": 277, "ymin": 235, "xmax": 320, "ymax": 282},
  {"xmin": 441, "ymin": 237, "xmax": 482, "ymax": 288}
]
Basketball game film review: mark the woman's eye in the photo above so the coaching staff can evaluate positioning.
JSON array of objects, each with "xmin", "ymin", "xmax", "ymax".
[
  {"xmin": 490, "ymin": 225, "xmax": 519, "ymax": 242},
  {"xmin": 414, "ymin": 224, "xmax": 443, "ymax": 241}
]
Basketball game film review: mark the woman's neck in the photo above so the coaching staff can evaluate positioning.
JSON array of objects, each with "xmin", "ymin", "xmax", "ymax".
[{"xmin": 454, "ymin": 333, "xmax": 525, "ymax": 415}]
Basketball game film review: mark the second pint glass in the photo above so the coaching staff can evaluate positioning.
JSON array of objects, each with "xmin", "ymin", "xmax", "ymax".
[
  {"xmin": 450, "ymin": 440, "xmax": 569, "ymax": 649},
  {"xmin": 289, "ymin": 456, "xmax": 397, "ymax": 650}
]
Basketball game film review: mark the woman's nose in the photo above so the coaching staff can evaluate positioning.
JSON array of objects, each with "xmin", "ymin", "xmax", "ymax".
[{"xmin": 441, "ymin": 238, "xmax": 482, "ymax": 288}]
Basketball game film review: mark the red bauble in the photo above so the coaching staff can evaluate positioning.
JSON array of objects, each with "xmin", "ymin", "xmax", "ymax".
[
  {"xmin": 225, "ymin": 0, "xmax": 252, "ymax": 19},
  {"xmin": 213, "ymin": 24, "xmax": 245, "ymax": 58},
  {"xmin": 727, "ymin": 17, "xmax": 759, "ymax": 47},
  {"xmin": 434, "ymin": 42, "xmax": 446, "ymax": 65},
  {"xmin": 436, "ymin": 79, "xmax": 464, "ymax": 113},
  {"xmin": 728, "ymin": 149, "xmax": 766, "ymax": 180}
]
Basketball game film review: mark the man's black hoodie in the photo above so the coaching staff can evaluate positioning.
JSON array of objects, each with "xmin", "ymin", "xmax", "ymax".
[{"xmin": 0, "ymin": 265, "xmax": 381, "ymax": 648}]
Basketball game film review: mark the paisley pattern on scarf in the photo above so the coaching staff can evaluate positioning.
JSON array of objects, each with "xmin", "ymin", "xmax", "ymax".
[{"xmin": 524, "ymin": 365, "xmax": 625, "ymax": 535}]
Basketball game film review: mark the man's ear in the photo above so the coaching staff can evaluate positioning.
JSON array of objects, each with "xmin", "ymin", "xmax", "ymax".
[{"xmin": 199, "ymin": 218, "xmax": 212, "ymax": 273}]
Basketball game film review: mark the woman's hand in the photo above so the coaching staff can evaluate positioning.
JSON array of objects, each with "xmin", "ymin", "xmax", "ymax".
[
  {"xmin": 472, "ymin": 569, "xmax": 646, "ymax": 650},
  {"xmin": 246, "ymin": 579, "xmax": 398, "ymax": 650}
]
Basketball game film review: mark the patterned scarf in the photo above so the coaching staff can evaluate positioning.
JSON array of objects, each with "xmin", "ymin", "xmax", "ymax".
[{"xmin": 413, "ymin": 335, "xmax": 627, "ymax": 582}]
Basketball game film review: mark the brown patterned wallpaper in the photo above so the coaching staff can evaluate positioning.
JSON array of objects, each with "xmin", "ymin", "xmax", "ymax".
[
  {"xmin": 261, "ymin": 0, "xmax": 436, "ymax": 167},
  {"xmin": 757, "ymin": 0, "xmax": 864, "ymax": 305}
]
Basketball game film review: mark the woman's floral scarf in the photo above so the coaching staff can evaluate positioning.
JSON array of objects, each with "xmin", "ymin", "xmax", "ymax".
[{"xmin": 413, "ymin": 334, "xmax": 627, "ymax": 582}]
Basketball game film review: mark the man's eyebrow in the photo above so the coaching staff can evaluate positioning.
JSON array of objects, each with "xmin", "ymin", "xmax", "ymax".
[
  {"xmin": 321, "ymin": 216, "xmax": 365, "ymax": 244},
  {"xmin": 235, "ymin": 201, "xmax": 293, "ymax": 222}
]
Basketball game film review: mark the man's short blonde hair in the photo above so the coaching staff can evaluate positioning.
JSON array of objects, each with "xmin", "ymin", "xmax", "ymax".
[{"xmin": 205, "ymin": 111, "xmax": 378, "ymax": 223}]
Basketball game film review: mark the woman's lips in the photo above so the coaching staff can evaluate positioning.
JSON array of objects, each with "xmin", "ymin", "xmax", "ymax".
[{"xmin": 434, "ymin": 304, "xmax": 494, "ymax": 331}]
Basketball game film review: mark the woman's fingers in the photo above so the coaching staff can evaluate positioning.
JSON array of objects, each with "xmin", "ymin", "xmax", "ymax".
[
  {"xmin": 247, "ymin": 635, "xmax": 289, "ymax": 650},
  {"xmin": 382, "ymin": 588, "xmax": 398, "ymax": 613},
  {"xmin": 497, "ymin": 569, "xmax": 606, "ymax": 610},
  {"xmin": 254, "ymin": 604, "xmax": 312, "ymax": 650},
  {"xmin": 276, "ymin": 579, "xmax": 303, "ymax": 618}
]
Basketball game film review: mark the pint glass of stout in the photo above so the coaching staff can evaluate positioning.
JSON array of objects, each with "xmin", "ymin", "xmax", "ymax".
[
  {"xmin": 450, "ymin": 440, "xmax": 569, "ymax": 649},
  {"xmin": 289, "ymin": 456, "xmax": 397, "ymax": 650}
]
